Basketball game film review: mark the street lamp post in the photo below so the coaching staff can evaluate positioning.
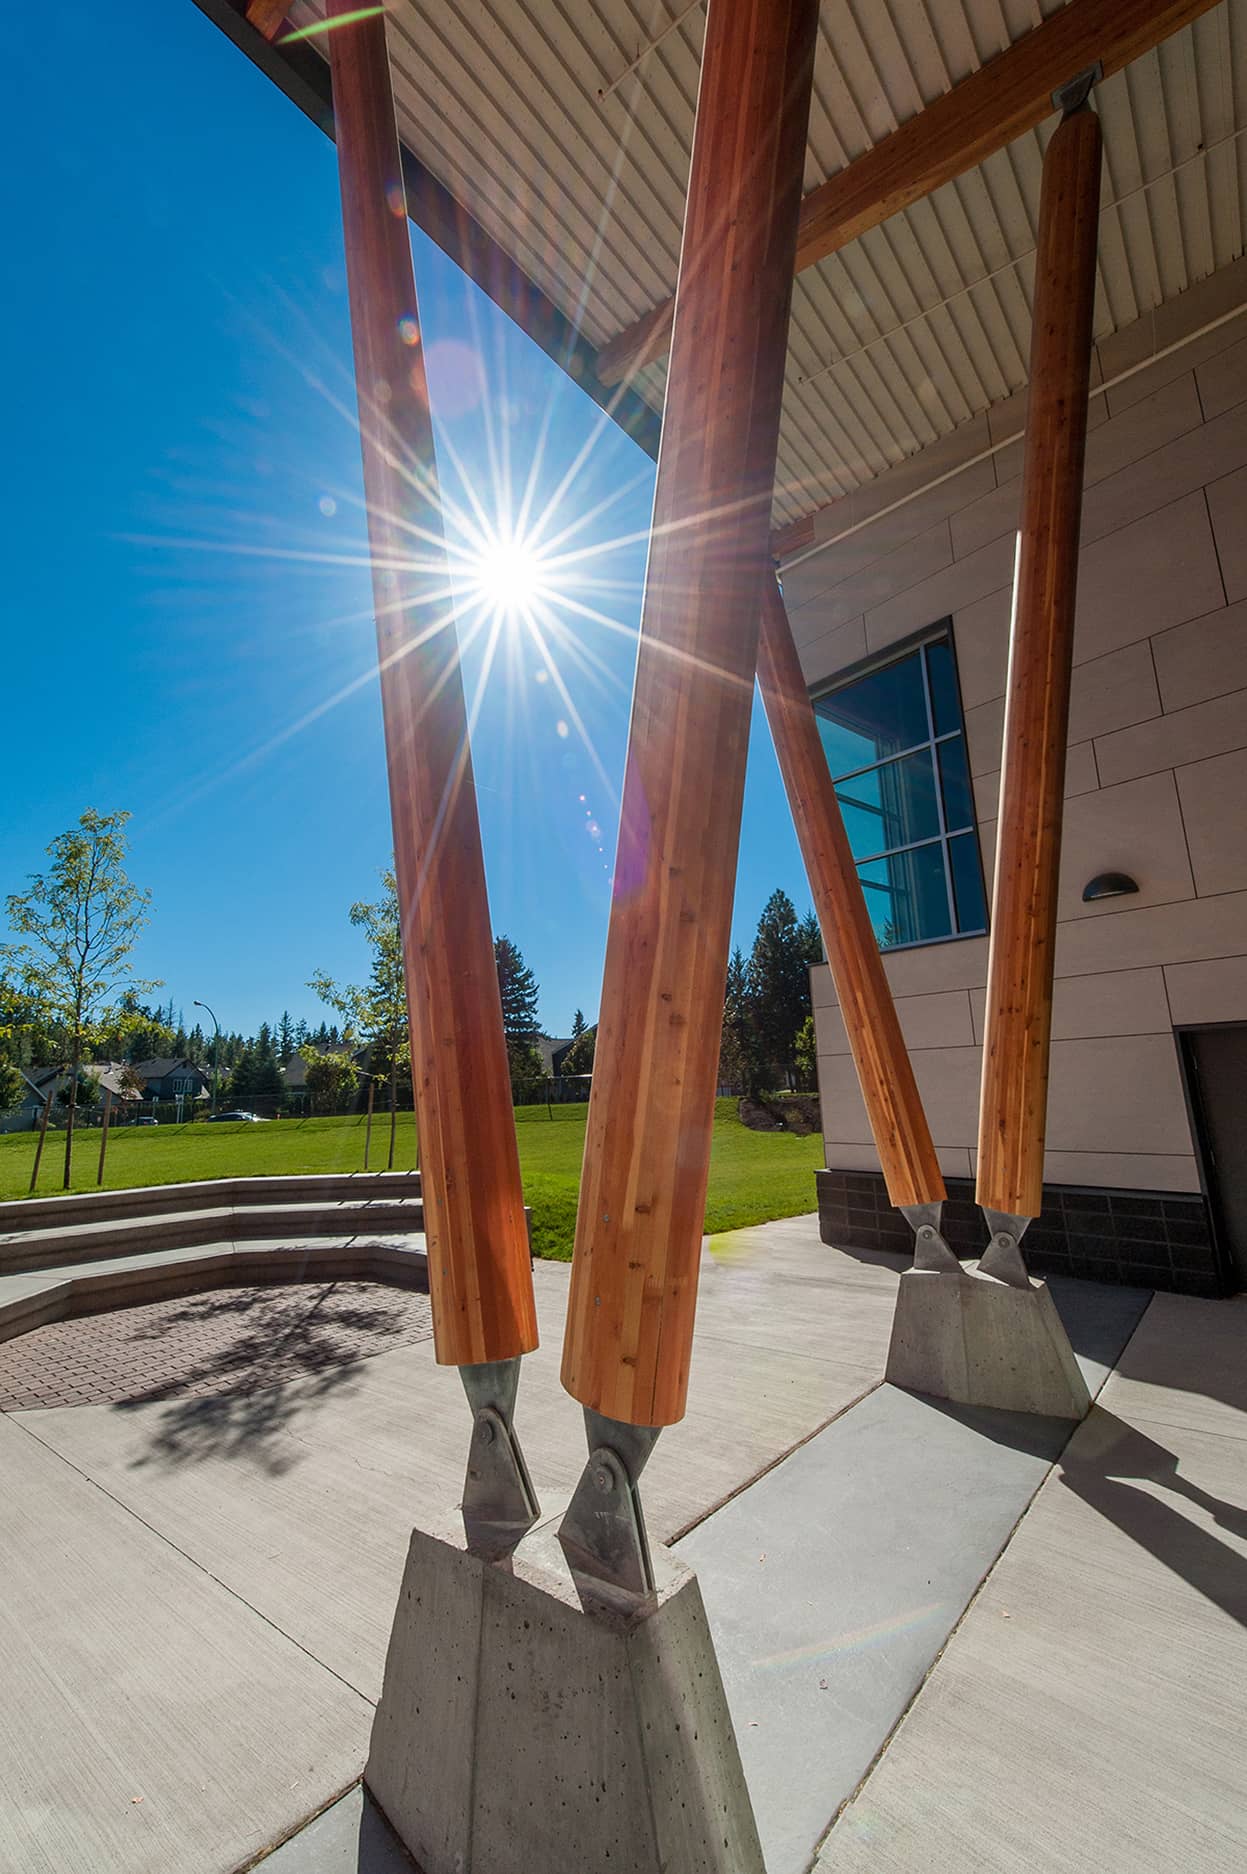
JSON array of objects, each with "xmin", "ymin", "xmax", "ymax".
[{"xmin": 193, "ymin": 999, "xmax": 221, "ymax": 1117}]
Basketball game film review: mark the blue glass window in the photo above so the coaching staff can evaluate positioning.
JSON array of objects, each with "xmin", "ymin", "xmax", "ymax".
[{"xmin": 812, "ymin": 635, "xmax": 987, "ymax": 949}]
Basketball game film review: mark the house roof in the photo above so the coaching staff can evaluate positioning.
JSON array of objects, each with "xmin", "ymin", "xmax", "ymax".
[
  {"xmin": 203, "ymin": 0, "xmax": 1247, "ymax": 543},
  {"xmin": 129, "ymin": 1058, "xmax": 208, "ymax": 1081}
]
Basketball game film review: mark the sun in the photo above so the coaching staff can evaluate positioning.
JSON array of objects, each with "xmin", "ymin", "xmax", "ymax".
[{"xmin": 466, "ymin": 534, "xmax": 548, "ymax": 615}]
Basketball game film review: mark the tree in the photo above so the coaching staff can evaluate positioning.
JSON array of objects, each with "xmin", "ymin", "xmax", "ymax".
[
  {"xmin": 561, "ymin": 1024, "xmax": 596, "ymax": 1076},
  {"xmin": 719, "ymin": 946, "xmax": 765, "ymax": 1097},
  {"xmin": 301, "ymin": 1047, "xmax": 359, "ymax": 1115},
  {"xmin": 570, "ymin": 1008, "xmax": 587, "ymax": 1040},
  {"xmin": 494, "ymin": 936, "xmax": 540, "ymax": 1039},
  {"xmin": 0, "ymin": 1057, "xmax": 26, "ymax": 1110},
  {"xmin": 226, "ymin": 1043, "xmax": 284, "ymax": 1106},
  {"xmin": 748, "ymin": 889, "xmax": 813, "ymax": 1088},
  {"xmin": 2, "ymin": 810, "xmax": 160, "ymax": 1187},
  {"xmin": 794, "ymin": 1014, "xmax": 819, "ymax": 1092},
  {"xmin": 507, "ymin": 1038, "xmax": 547, "ymax": 1105},
  {"xmin": 277, "ymin": 1011, "xmax": 296, "ymax": 1063},
  {"xmin": 310, "ymin": 867, "xmax": 409, "ymax": 1166}
]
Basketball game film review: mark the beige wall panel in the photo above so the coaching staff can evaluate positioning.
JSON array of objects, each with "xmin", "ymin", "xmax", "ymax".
[
  {"xmin": 1082, "ymin": 373, "xmax": 1205, "ymax": 497},
  {"xmin": 1095, "ymin": 685, "xmax": 1247, "ymax": 787},
  {"xmin": 793, "ymin": 455, "xmax": 996, "ymax": 608},
  {"xmin": 1053, "ymin": 890, "xmax": 1247, "ymax": 977},
  {"xmin": 950, "ymin": 587, "xmax": 1011, "ymax": 711},
  {"xmin": 893, "ymin": 990, "xmax": 976, "ymax": 1050},
  {"xmin": 815, "ymin": 1008, "xmax": 851, "ymax": 1053},
  {"xmin": 974, "ymin": 738, "xmax": 1099, "ymax": 823},
  {"xmin": 789, "ymin": 520, "xmax": 952, "ymax": 645},
  {"xmin": 1038, "ymin": 1149, "xmax": 1200, "ymax": 1193},
  {"xmin": 1073, "ymin": 491, "xmax": 1226, "ymax": 665},
  {"xmin": 817, "ymin": 1139, "xmax": 883, "ymax": 1174},
  {"xmin": 1045, "ymin": 1035, "xmax": 1192, "ymax": 1156},
  {"xmin": 814, "ymin": 1052, "xmax": 877, "ymax": 1146},
  {"xmin": 1057, "ymin": 771, "xmax": 1194, "ymax": 921},
  {"xmin": 1068, "ymin": 641, "xmax": 1161, "ymax": 746},
  {"xmin": 950, "ymin": 474, "xmax": 1021, "ymax": 562},
  {"xmin": 969, "ymin": 966, "xmax": 1171, "ymax": 1044},
  {"xmin": 810, "ymin": 962, "xmax": 838, "ymax": 1009},
  {"xmin": 1151, "ymin": 596, "xmax": 1247, "ymax": 713},
  {"xmin": 1100, "ymin": 263, "xmax": 1247, "ymax": 412},
  {"xmin": 797, "ymin": 615, "xmax": 866, "ymax": 684},
  {"xmin": 1164, "ymin": 954, "xmax": 1247, "ymax": 1025},
  {"xmin": 864, "ymin": 534, "xmax": 1016, "ymax": 655},
  {"xmin": 1175, "ymin": 746, "xmax": 1247, "ymax": 896},
  {"xmin": 910, "ymin": 1045, "xmax": 983, "ymax": 1148},
  {"xmin": 964, "ymin": 694, "xmax": 1005, "ymax": 776},
  {"xmin": 844, "ymin": 417, "xmax": 995, "ymax": 537},
  {"xmin": 1195, "ymin": 331, "xmax": 1247, "ymax": 421},
  {"xmin": 1207, "ymin": 464, "xmax": 1247, "ymax": 603},
  {"xmin": 882, "ymin": 934, "xmax": 989, "ymax": 997},
  {"xmin": 1081, "ymin": 397, "xmax": 1247, "ymax": 550}
]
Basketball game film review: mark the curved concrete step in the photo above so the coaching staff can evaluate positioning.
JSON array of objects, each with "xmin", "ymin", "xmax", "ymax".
[
  {"xmin": 0, "ymin": 1198, "xmax": 426, "ymax": 1274},
  {"xmin": 0, "ymin": 1171, "xmax": 422, "ymax": 1237},
  {"xmin": 0, "ymin": 1234, "xmax": 430, "ymax": 1346}
]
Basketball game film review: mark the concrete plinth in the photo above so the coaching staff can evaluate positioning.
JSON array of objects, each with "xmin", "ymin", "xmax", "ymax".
[
  {"xmin": 366, "ymin": 1512, "xmax": 764, "ymax": 1874},
  {"xmin": 885, "ymin": 1266, "xmax": 1092, "ymax": 1420}
]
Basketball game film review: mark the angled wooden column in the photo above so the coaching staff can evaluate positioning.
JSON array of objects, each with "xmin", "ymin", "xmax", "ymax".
[
  {"xmin": 757, "ymin": 579, "xmax": 945, "ymax": 1212},
  {"xmin": 977, "ymin": 94, "xmax": 1103, "ymax": 1231},
  {"xmin": 328, "ymin": 3, "xmax": 536, "ymax": 1367},
  {"xmin": 561, "ymin": 0, "xmax": 819, "ymax": 1430}
]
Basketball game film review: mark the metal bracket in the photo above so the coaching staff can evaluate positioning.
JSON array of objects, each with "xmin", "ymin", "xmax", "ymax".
[
  {"xmin": 977, "ymin": 1208, "xmax": 1034, "ymax": 1289},
  {"xmin": 558, "ymin": 1408, "xmax": 661, "ymax": 1611},
  {"xmin": 460, "ymin": 1357, "xmax": 540, "ymax": 1562},
  {"xmin": 901, "ymin": 1200, "xmax": 961, "ymax": 1274},
  {"xmin": 1052, "ymin": 63, "xmax": 1101, "ymax": 118}
]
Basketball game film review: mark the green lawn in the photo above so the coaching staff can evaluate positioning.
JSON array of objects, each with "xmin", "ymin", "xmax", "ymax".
[{"xmin": 0, "ymin": 1100, "xmax": 823, "ymax": 1260}]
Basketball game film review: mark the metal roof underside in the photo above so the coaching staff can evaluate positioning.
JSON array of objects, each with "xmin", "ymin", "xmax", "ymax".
[{"xmin": 277, "ymin": 1, "xmax": 1246, "ymax": 526}]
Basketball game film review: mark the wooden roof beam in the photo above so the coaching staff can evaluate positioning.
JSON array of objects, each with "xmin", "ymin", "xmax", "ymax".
[{"xmin": 597, "ymin": 0, "xmax": 1223, "ymax": 386}]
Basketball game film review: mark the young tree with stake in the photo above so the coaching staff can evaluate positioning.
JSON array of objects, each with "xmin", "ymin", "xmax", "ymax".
[{"xmin": 2, "ymin": 810, "xmax": 160, "ymax": 1188}]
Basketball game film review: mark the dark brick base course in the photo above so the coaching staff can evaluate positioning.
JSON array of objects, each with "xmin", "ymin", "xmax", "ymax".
[{"xmin": 816, "ymin": 1168, "xmax": 1226, "ymax": 1298}]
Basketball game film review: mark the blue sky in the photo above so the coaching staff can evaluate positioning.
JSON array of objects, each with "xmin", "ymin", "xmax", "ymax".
[{"xmin": 2, "ymin": 0, "xmax": 811, "ymax": 1041}]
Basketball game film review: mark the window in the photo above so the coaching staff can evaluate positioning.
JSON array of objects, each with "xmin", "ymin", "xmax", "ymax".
[{"xmin": 812, "ymin": 633, "xmax": 987, "ymax": 950}]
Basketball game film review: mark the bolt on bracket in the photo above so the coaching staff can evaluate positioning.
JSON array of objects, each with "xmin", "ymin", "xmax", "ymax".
[
  {"xmin": 1052, "ymin": 63, "xmax": 1101, "ymax": 117},
  {"xmin": 558, "ymin": 1407, "xmax": 661, "ymax": 1613},
  {"xmin": 460, "ymin": 1357, "xmax": 540, "ymax": 1562},
  {"xmin": 977, "ymin": 1208, "xmax": 1034, "ymax": 1288},
  {"xmin": 901, "ymin": 1200, "xmax": 961, "ymax": 1273}
]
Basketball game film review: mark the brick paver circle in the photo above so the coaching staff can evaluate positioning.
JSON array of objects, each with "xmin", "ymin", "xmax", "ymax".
[{"xmin": 0, "ymin": 1280, "xmax": 435, "ymax": 1412}]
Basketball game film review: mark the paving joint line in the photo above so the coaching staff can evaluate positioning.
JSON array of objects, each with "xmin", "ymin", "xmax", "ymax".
[{"xmin": 7, "ymin": 1411, "xmax": 379, "ymax": 1710}]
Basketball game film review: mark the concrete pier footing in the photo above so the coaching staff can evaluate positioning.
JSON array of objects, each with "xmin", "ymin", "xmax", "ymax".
[
  {"xmin": 365, "ymin": 1513, "xmax": 765, "ymax": 1874},
  {"xmin": 885, "ymin": 1266, "xmax": 1092, "ymax": 1420}
]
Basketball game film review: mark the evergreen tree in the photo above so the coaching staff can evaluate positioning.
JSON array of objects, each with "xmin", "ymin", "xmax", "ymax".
[
  {"xmin": 797, "ymin": 909, "xmax": 823, "ymax": 967},
  {"xmin": 494, "ymin": 936, "xmax": 540, "ymax": 1039},
  {"xmin": 748, "ymin": 889, "xmax": 811, "ymax": 1088},
  {"xmin": 0, "ymin": 1057, "xmax": 25, "ymax": 1109},
  {"xmin": 294, "ymin": 1018, "xmax": 309, "ymax": 1048},
  {"xmin": 561, "ymin": 1024, "xmax": 596, "ymax": 1076},
  {"xmin": 570, "ymin": 1008, "xmax": 587, "ymax": 1040},
  {"xmin": 277, "ymin": 1010, "xmax": 296, "ymax": 1063},
  {"xmin": 719, "ymin": 946, "xmax": 764, "ymax": 1097},
  {"xmin": 310, "ymin": 867, "xmax": 410, "ymax": 1165}
]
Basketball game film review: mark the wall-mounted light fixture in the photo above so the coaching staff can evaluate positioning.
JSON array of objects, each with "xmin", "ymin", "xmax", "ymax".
[{"xmin": 1081, "ymin": 872, "xmax": 1139, "ymax": 903}]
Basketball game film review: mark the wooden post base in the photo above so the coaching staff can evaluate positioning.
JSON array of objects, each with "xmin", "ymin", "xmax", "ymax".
[
  {"xmin": 886, "ymin": 1268, "xmax": 1092, "ymax": 1420},
  {"xmin": 367, "ymin": 1513, "xmax": 763, "ymax": 1874}
]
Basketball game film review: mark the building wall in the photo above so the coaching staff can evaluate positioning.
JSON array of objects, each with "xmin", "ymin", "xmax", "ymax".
[{"xmin": 788, "ymin": 260, "xmax": 1247, "ymax": 1221}]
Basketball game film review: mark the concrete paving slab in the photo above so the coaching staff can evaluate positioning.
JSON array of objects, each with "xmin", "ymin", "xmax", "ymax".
[
  {"xmin": 255, "ymin": 1786, "xmax": 417, "ymax": 1873},
  {"xmin": 674, "ymin": 1278, "xmax": 1148, "ymax": 1874},
  {"xmin": 815, "ymin": 1298, "xmax": 1247, "ymax": 1874},
  {"xmin": 0, "ymin": 1412, "xmax": 372, "ymax": 1874}
]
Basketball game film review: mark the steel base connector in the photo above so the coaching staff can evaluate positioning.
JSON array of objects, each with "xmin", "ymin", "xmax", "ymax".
[
  {"xmin": 460, "ymin": 1357, "xmax": 540, "ymax": 1562},
  {"xmin": 901, "ymin": 1200, "xmax": 961, "ymax": 1273},
  {"xmin": 977, "ymin": 1208, "xmax": 1034, "ymax": 1288},
  {"xmin": 558, "ymin": 1408, "xmax": 661, "ymax": 1615}
]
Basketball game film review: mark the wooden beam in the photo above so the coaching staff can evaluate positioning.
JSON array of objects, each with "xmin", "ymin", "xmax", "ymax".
[
  {"xmin": 976, "ymin": 99, "xmax": 1103, "ymax": 1222},
  {"xmin": 757, "ymin": 580, "xmax": 945, "ymax": 1210},
  {"xmin": 327, "ymin": 1, "xmax": 537, "ymax": 1367},
  {"xmin": 561, "ymin": 0, "xmax": 820, "ymax": 1430},
  {"xmin": 244, "ymin": 0, "xmax": 291, "ymax": 43},
  {"xmin": 597, "ymin": 0, "xmax": 1220, "ymax": 385}
]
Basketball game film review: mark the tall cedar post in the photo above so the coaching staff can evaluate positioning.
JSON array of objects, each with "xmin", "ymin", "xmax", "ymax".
[
  {"xmin": 561, "ymin": 0, "xmax": 820, "ymax": 1429},
  {"xmin": 327, "ymin": 3, "xmax": 536, "ymax": 1366},
  {"xmin": 757, "ymin": 579, "xmax": 946, "ymax": 1210},
  {"xmin": 976, "ymin": 95, "xmax": 1103, "ymax": 1224}
]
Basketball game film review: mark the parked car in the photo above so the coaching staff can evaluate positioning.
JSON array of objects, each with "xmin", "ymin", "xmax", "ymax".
[
  {"xmin": 135, "ymin": 1115, "xmax": 159, "ymax": 1126},
  {"xmin": 207, "ymin": 1109, "xmax": 269, "ymax": 1123}
]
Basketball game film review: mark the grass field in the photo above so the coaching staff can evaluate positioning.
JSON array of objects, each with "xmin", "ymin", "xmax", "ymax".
[{"xmin": 0, "ymin": 1100, "xmax": 823, "ymax": 1260}]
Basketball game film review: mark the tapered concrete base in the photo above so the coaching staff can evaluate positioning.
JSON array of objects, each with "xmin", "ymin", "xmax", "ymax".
[
  {"xmin": 885, "ymin": 1266, "xmax": 1092, "ymax": 1420},
  {"xmin": 366, "ymin": 1512, "xmax": 764, "ymax": 1874}
]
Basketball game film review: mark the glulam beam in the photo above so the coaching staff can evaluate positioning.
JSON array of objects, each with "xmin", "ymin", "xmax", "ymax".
[
  {"xmin": 597, "ymin": 0, "xmax": 1219, "ymax": 385},
  {"xmin": 561, "ymin": 0, "xmax": 820, "ymax": 1430},
  {"xmin": 757, "ymin": 581, "xmax": 945, "ymax": 1210},
  {"xmin": 976, "ymin": 99, "xmax": 1104, "ymax": 1222},
  {"xmin": 327, "ymin": 1, "xmax": 537, "ymax": 1366}
]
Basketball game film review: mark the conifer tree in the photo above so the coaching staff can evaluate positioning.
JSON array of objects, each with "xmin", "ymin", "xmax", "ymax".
[{"xmin": 748, "ymin": 889, "xmax": 812, "ymax": 1088}]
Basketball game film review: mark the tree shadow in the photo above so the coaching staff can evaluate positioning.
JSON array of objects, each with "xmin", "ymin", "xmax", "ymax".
[{"xmin": 113, "ymin": 1280, "xmax": 432, "ymax": 1477}]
